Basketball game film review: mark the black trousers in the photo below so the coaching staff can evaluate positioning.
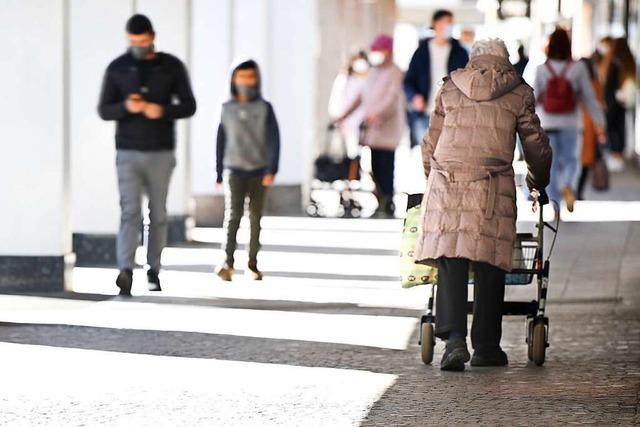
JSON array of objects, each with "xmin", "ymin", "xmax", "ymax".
[
  {"xmin": 370, "ymin": 148, "xmax": 395, "ymax": 198},
  {"xmin": 577, "ymin": 165, "xmax": 589, "ymax": 200},
  {"xmin": 435, "ymin": 257, "xmax": 506, "ymax": 350}
]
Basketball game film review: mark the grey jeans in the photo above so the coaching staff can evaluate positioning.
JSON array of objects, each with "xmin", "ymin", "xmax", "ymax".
[
  {"xmin": 116, "ymin": 150, "xmax": 176, "ymax": 271},
  {"xmin": 222, "ymin": 173, "xmax": 267, "ymax": 265}
]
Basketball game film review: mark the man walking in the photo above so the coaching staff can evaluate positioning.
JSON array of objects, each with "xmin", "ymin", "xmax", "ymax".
[
  {"xmin": 98, "ymin": 14, "xmax": 196, "ymax": 295},
  {"xmin": 404, "ymin": 10, "xmax": 469, "ymax": 148}
]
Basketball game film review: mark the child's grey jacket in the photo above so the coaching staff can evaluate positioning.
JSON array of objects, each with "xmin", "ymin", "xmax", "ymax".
[{"xmin": 216, "ymin": 59, "xmax": 280, "ymax": 183}]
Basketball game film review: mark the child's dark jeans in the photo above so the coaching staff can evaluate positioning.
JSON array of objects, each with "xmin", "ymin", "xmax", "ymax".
[{"xmin": 221, "ymin": 173, "xmax": 266, "ymax": 265}]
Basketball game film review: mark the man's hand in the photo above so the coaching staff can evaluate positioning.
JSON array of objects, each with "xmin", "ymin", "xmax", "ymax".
[
  {"xmin": 411, "ymin": 94, "xmax": 426, "ymax": 112},
  {"xmin": 143, "ymin": 103, "xmax": 164, "ymax": 120},
  {"xmin": 125, "ymin": 94, "xmax": 146, "ymax": 114},
  {"xmin": 262, "ymin": 174, "xmax": 274, "ymax": 187},
  {"xmin": 215, "ymin": 176, "xmax": 223, "ymax": 190}
]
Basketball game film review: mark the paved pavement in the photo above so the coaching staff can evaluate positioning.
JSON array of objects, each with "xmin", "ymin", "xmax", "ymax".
[{"xmin": 0, "ymin": 183, "xmax": 639, "ymax": 425}]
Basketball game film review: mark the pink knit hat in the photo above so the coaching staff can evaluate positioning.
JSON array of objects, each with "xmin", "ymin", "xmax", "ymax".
[{"xmin": 370, "ymin": 34, "xmax": 393, "ymax": 51}]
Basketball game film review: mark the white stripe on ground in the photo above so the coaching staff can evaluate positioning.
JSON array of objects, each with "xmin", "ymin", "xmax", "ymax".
[
  {"xmin": 73, "ymin": 267, "xmax": 429, "ymax": 310},
  {"xmin": 0, "ymin": 342, "xmax": 396, "ymax": 427},
  {"xmin": 0, "ymin": 295, "xmax": 417, "ymax": 350}
]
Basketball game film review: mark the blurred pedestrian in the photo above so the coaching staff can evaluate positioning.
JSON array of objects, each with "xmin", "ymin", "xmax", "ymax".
[
  {"xmin": 98, "ymin": 14, "xmax": 196, "ymax": 295},
  {"xmin": 514, "ymin": 43, "xmax": 528, "ymax": 76},
  {"xmin": 215, "ymin": 59, "xmax": 280, "ymax": 282},
  {"xmin": 534, "ymin": 28, "xmax": 605, "ymax": 215},
  {"xmin": 459, "ymin": 27, "xmax": 476, "ymax": 53},
  {"xmin": 576, "ymin": 53, "xmax": 606, "ymax": 200},
  {"xmin": 415, "ymin": 39, "xmax": 552, "ymax": 371},
  {"xmin": 337, "ymin": 34, "xmax": 405, "ymax": 218},
  {"xmin": 602, "ymin": 37, "xmax": 637, "ymax": 172},
  {"xmin": 404, "ymin": 9, "xmax": 469, "ymax": 149},
  {"xmin": 328, "ymin": 51, "xmax": 369, "ymax": 159}
]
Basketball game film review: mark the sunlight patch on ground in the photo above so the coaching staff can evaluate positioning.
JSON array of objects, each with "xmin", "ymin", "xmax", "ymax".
[
  {"xmin": 0, "ymin": 295, "xmax": 417, "ymax": 350},
  {"xmin": 0, "ymin": 342, "xmax": 396, "ymax": 426},
  {"xmin": 72, "ymin": 267, "xmax": 428, "ymax": 310}
]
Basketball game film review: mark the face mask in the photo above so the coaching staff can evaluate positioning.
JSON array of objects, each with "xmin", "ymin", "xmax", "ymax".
[
  {"xmin": 597, "ymin": 43, "xmax": 609, "ymax": 55},
  {"xmin": 352, "ymin": 58, "xmax": 369, "ymax": 74},
  {"xmin": 129, "ymin": 44, "xmax": 154, "ymax": 60},
  {"xmin": 235, "ymin": 84, "xmax": 258, "ymax": 99},
  {"xmin": 442, "ymin": 25, "xmax": 453, "ymax": 39},
  {"xmin": 369, "ymin": 51, "xmax": 386, "ymax": 66}
]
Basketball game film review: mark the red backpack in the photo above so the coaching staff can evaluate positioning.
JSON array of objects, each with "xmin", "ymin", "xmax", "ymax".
[{"xmin": 541, "ymin": 61, "xmax": 576, "ymax": 113}]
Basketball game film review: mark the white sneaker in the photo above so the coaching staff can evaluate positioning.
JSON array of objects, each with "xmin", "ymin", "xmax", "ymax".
[{"xmin": 607, "ymin": 155, "xmax": 625, "ymax": 172}]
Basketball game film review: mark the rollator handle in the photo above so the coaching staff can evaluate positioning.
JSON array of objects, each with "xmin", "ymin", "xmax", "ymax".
[
  {"xmin": 536, "ymin": 190, "xmax": 549, "ymax": 206},
  {"xmin": 530, "ymin": 189, "xmax": 549, "ymax": 212}
]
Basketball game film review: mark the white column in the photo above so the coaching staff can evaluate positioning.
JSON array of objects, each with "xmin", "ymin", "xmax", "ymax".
[
  {"xmin": 190, "ymin": 0, "xmax": 232, "ymax": 196},
  {"xmin": 0, "ymin": 0, "xmax": 71, "ymax": 291},
  {"xmin": 269, "ymin": 0, "xmax": 318, "ymax": 185},
  {"xmin": 70, "ymin": 0, "xmax": 133, "ymax": 264},
  {"xmin": 136, "ymin": 0, "xmax": 193, "ymax": 240},
  {"xmin": 232, "ymin": 0, "xmax": 271, "ymax": 95}
]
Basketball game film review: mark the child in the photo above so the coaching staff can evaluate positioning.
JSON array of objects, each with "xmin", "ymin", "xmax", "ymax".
[{"xmin": 215, "ymin": 59, "xmax": 280, "ymax": 281}]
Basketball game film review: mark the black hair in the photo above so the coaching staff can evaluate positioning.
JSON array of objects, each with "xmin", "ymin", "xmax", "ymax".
[
  {"xmin": 234, "ymin": 60, "xmax": 258, "ymax": 72},
  {"xmin": 432, "ymin": 9, "xmax": 453, "ymax": 25},
  {"xmin": 126, "ymin": 14, "xmax": 154, "ymax": 35}
]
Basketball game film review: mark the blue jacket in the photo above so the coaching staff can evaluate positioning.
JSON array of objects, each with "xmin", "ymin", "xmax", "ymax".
[{"xmin": 403, "ymin": 38, "xmax": 469, "ymax": 107}]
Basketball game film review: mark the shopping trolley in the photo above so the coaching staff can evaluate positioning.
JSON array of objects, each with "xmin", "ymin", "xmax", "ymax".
[
  {"xmin": 307, "ymin": 123, "xmax": 364, "ymax": 218},
  {"xmin": 412, "ymin": 190, "xmax": 559, "ymax": 366}
]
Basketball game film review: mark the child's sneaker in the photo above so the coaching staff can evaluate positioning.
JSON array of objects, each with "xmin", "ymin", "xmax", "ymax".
[
  {"xmin": 215, "ymin": 261, "xmax": 234, "ymax": 282},
  {"xmin": 247, "ymin": 261, "xmax": 263, "ymax": 281}
]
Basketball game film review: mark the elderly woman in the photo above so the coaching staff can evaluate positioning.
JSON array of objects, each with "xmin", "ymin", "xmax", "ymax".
[{"xmin": 415, "ymin": 39, "xmax": 552, "ymax": 371}]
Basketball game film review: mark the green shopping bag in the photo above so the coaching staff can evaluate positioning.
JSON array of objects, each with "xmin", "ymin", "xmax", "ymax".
[
  {"xmin": 400, "ymin": 197, "xmax": 436, "ymax": 288},
  {"xmin": 400, "ymin": 194, "xmax": 474, "ymax": 288}
]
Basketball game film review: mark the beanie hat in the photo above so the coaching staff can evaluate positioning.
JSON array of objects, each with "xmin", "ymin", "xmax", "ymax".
[
  {"xmin": 370, "ymin": 34, "xmax": 393, "ymax": 51},
  {"xmin": 126, "ymin": 14, "xmax": 154, "ymax": 35}
]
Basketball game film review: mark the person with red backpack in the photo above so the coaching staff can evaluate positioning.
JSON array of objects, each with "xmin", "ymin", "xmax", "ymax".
[{"xmin": 534, "ymin": 28, "xmax": 605, "ymax": 217}]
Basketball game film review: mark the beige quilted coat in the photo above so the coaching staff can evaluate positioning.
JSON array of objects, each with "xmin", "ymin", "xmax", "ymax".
[
  {"xmin": 344, "ymin": 63, "xmax": 406, "ymax": 150},
  {"xmin": 414, "ymin": 54, "xmax": 552, "ymax": 271}
]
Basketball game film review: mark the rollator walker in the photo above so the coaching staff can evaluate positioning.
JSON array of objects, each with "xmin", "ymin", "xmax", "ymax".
[{"xmin": 411, "ymin": 190, "xmax": 558, "ymax": 366}]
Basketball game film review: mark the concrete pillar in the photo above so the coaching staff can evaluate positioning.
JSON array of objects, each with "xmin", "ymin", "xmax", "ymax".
[
  {"xmin": 268, "ymin": 0, "xmax": 317, "ymax": 211},
  {"xmin": 190, "ymin": 0, "xmax": 233, "ymax": 225},
  {"xmin": 0, "ymin": 0, "xmax": 73, "ymax": 292},
  {"xmin": 232, "ymin": 0, "xmax": 271, "ymax": 93},
  {"xmin": 136, "ymin": 0, "xmax": 194, "ymax": 243},
  {"xmin": 70, "ymin": 0, "xmax": 132, "ymax": 266}
]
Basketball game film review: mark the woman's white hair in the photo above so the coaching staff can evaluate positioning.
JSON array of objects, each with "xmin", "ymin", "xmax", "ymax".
[{"xmin": 470, "ymin": 38, "xmax": 509, "ymax": 59}]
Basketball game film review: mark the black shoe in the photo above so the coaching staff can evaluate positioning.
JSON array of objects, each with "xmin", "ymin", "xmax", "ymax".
[
  {"xmin": 440, "ymin": 339, "xmax": 470, "ymax": 371},
  {"xmin": 116, "ymin": 269, "xmax": 133, "ymax": 296},
  {"xmin": 470, "ymin": 347, "xmax": 508, "ymax": 367},
  {"xmin": 147, "ymin": 269, "xmax": 162, "ymax": 292}
]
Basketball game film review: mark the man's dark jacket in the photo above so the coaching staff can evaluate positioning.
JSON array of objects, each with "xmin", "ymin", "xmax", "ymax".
[
  {"xmin": 98, "ymin": 52, "xmax": 196, "ymax": 151},
  {"xmin": 403, "ymin": 38, "xmax": 469, "ymax": 111}
]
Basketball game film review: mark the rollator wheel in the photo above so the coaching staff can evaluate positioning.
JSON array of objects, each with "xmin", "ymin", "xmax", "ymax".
[
  {"xmin": 420, "ymin": 323, "xmax": 435, "ymax": 365},
  {"xmin": 531, "ymin": 322, "xmax": 547, "ymax": 366},
  {"xmin": 306, "ymin": 203, "xmax": 319, "ymax": 217}
]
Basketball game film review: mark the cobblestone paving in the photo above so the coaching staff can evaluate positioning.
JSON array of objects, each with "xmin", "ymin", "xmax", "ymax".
[{"xmin": 0, "ymin": 217, "xmax": 638, "ymax": 426}]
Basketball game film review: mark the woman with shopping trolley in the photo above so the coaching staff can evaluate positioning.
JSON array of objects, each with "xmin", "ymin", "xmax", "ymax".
[{"xmin": 415, "ymin": 39, "xmax": 553, "ymax": 371}]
